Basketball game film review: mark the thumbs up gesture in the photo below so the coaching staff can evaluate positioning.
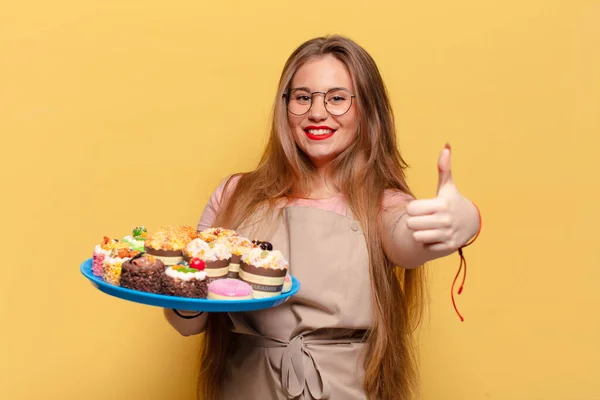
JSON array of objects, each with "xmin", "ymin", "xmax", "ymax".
[{"xmin": 405, "ymin": 144, "xmax": 480, "ymax": 253}]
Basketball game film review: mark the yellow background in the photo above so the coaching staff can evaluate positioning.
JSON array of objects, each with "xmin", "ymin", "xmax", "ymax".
[{"xmin": 1, "ymin": 0, "xmax": 599, "ymax": 399}]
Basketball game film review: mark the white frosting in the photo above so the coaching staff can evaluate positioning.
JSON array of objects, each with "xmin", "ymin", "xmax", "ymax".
[
  {"xmin": 104, "ymin": 255, "xmax": 127, "ymax": 264},
  {"xmin": 216, "ymin": 236, "xmax": 254, "ymax": 256},
  {"xmin": 185, "ymin": 239, "xmax": 211, "ymax": 256},
  {"xmin": 208, "ymin": 242, "xmax": 232, "ymax": 260},
  {"xmin": 123, "ymin": 235, "xmax": 145, "ymax": 246},
  {"xmin": 94, "ymin": 245, "xmax": 111, "ymax": 256},
  {"xmin": 241, "ymin": 248, "xmax": 288, "ymax": 270},
  {"xmin": 165, "ymin": 267, "xmax": 207, "ymax": 281},
  {"xmin": 186, "ymin": 240, "xmax": 232, "ymax": 261}
]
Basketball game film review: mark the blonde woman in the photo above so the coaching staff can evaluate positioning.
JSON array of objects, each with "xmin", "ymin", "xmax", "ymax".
[{"xmin": 164, "ymin": 35, "xmax": 481, "ymax": 400}]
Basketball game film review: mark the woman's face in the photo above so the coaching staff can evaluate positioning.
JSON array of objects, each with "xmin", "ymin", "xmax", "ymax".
[{"xmin": 287, "ymin": 55, "xmax": 358, "ymax": 168}]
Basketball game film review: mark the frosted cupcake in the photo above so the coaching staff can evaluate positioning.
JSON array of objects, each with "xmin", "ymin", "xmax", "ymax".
[
  {"xmin": 183, "ymin": 238, "xmax": 211, "ymax": 261},
  {"xmin": 282, "ymin": 273, "xmax": 292, "ymax": 294},
  {"xmin": 198, "ymin": 227, "xmax": 238, "ymax": 243},
  {"xmin": 185, "ymin": 241, "xmax": 232, "ymax": 282},
  {"xmin": 144, "ymin": 226, "xmax": 196, "ymax": 265},
  {"xmin": 161, "ymin": 262, "xmax": 208, "ymax": 298},
  {"xmin": 240, "ymin": 244, "xmax": 289, "ymax": 298},
  {"xmin": 102, "ymin": 247, "xmax": 140, "ymax": 286},
  {"xmin": 215, "ymin": 235, "xmax": 256, "ymax": 279},
  {"xmin": 92, "ymin": 236, "xmax": 118, "ymax": 277},
  {"xmin": 122, "ymin": 226, "xmax": 148, "ymax": 252}
]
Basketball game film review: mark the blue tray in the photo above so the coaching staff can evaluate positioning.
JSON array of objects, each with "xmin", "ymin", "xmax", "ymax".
[{"xmin": 80, "ymin": 258, "xmax": 300, "ymax": 312}]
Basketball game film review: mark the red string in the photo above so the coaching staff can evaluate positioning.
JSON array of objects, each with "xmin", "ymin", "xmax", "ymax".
[
  {"xmin": 451, "ymin": 249, "xmax": 467, "ymax": 321},
  {"xmin": 451, "ymin": 203, "xmax": 481, "ymax": 322}
]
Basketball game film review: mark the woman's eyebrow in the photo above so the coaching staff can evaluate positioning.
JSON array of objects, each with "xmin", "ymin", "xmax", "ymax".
[{"xmin": 290, "ymin": 86, "xmax": 350, "ymax": 92}]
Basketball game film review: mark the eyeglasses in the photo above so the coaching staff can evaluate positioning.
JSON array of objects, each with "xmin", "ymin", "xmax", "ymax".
[{"xmin": 284, "ymin": 88, "xmax": 356, "ymax": 116}]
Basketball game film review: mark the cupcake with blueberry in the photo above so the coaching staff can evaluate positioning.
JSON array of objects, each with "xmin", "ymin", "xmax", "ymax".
[
  {"xmin": 239, "ymin": 242, "xmax": 289, "ymax": 298},
  {"xmin": 120, "ymin": 253, "xmax": 165, "ymax": 293},
  {"xmin": 161, "ymin": 257, "xmax": 208, "ymax": 298}
]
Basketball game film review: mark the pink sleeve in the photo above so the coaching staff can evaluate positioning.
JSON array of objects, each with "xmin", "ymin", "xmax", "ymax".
[
  {"xmin": 197, "ymin": 175, "xmax": 241, "ymax": 231},
  {"xmin": 382, "ymin": 189, "xmax": 414, "ymax": 210}
]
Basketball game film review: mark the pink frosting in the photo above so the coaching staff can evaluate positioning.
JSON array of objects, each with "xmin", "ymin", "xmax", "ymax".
[{"xmin": 208, "ymin": 278, "xmax": 253, "ymax": 297}]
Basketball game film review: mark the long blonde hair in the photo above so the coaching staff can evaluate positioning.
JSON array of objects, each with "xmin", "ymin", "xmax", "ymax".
[{"xmin": 198, "ymin": 35, "xmax": 425, "ymax": 400}]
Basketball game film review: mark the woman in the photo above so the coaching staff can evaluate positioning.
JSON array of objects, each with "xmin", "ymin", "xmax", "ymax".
[{"xmin": 164, "ymin": 35, "xmax": 480, "ymax": 400}]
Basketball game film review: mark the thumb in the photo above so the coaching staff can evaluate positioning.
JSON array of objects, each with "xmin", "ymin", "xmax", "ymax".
[{"xmin": 437, "ymin": 143, "xmax": 454, "ymax": 194}]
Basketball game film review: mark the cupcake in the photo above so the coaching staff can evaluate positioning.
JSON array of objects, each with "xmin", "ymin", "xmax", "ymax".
[
  {"xmin": 198, "ymin": 227, "xmax": 238, "ymax": 243},
  {"xmin": 92, "ymin": 236, "xmax": 118, "ymax": 277},
  {"xmin": 122, "ymin": 226, "xmax": 148, "ymax": 252},
  {"xmin": 239, "ymin": 243, "xmax": 289, "ymax": 298},
  {"xmin": 183, "ymin": 238, "xmax": 210, "ymax": 261},
  {"xmin": 215, "ymin": 236, "xmax": 256, "ymax": 279},
  {"xmin": 207, "ymin": 278, "xmax": 253, "ymax": 300},
  {"xmin": 102, "ymin": 247, "xmax": 140, "ymax": 286},
  {"xmin": 161, "ymin": 261, "xmax": 208, "ymax": 298},
  {"xmin": 144, "ymin": 225, "xmax": 197, "ymax": 265},
  {"xmin": 282, "ymin": 273, "xmax": 292, "ymax": 294},
  {"xmin": 120, "ymin": 253, "xmax": 165, "ymax": 293},
  {"xmin": 185, "ymin": 241, "xmax": 232, "ymax": 283}
]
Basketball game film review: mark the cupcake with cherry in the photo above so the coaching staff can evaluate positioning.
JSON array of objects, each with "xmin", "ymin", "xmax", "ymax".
[
  {"xmin": 184, "ymin": 238, "xmax": 232, "ymax": 283},
  {"xmin": 161, "ymin": 257, "xmax": 208, "ymax": 298}
]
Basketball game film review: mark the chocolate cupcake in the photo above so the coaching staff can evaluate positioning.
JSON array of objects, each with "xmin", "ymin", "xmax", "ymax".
[
  {"xmin": 120, "ymin": 253, "xmax": 166, "ymax": 294},
  {"xmin": 240, "ymin": 244, "xmax": 288, "ymax": 298},
  {"xmin": 161, "ymin": 263, "xmax": 208, "ymax": 298}
]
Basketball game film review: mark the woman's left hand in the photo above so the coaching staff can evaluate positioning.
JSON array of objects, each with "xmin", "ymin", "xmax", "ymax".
[{"xmin": 405, "ymin": 144, "xmax": 480, "ymax": 252}]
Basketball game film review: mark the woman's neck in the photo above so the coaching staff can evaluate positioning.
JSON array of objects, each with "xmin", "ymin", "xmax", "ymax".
[{"xmin": 304, "ymin": 166, "xmax": 340, "ymax": 199}]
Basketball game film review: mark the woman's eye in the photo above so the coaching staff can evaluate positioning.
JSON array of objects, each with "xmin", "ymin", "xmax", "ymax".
[{"xmin": 328, "ymin": 95, "xmax": 346, "ymax": 103}]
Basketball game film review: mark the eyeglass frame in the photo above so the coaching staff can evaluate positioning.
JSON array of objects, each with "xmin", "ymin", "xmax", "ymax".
[{"xmin": 283, "ymin": 87, "xmax": 356, "ymax": 116}]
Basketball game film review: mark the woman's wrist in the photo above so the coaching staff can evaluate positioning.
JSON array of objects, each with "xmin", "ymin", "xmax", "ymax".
[{"xmin": 173, "ymin": 309, "xmax": 205, "ymax": 319}]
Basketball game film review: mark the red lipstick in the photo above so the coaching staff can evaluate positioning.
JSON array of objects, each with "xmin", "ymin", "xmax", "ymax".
[{"xmin": 304, "ymin": 126, "xmax": 336, "ymax": 141}]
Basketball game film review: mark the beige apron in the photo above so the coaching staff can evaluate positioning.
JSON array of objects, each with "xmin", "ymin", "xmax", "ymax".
[{"xmin": 222, "ymin": 205, "xmax": 372, "ymax": 399}]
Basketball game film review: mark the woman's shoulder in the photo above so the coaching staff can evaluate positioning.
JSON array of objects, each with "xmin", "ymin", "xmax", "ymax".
[
  {"xmin": 197, "ymin": 174, "xmax": 243, "ymax": 231},
  {"xmin": 213, "ymin": 174, "xmax": 243, "ymax": 202}
]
